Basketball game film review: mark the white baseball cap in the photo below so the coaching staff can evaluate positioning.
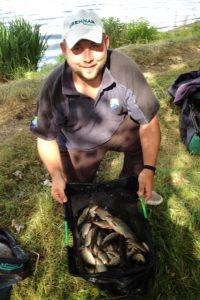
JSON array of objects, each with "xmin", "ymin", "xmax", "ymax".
[{"xmin": 62, "ymin": 9, "xmax": 105, "ymax": 49}]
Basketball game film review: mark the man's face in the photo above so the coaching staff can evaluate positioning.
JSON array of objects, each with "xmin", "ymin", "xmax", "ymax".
[{"xmin": 60, "ymin": 35, "xmax": 109, "ymax": 83}]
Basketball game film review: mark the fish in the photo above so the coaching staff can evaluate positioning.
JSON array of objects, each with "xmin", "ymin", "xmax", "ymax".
[
  {"xmin": 107, "ymin": 251, "xmax": 121, "ymax": 266},
  {"xmin": 84, "ymin": 226, "xmax": 97, "ymax": 247},
  {"xmin": 88, "ymin": 205, "xmax": 98, "ymax": 218},
  {"xmin": 132, "ymin": 252, "xmax": 146, "ymax": 263},
  {"xmin": 126, "ymin": 245, "xmax": 136, "ymax": 258},
  {"xmin": 77, "ymin": 204, "xmax": 149, "ymax": 273},
  {"xmin": 92, "ymin": 244, "xmax": 99, "ymax": 256},
  {"xmin": 80, "ymin": 222, "xmax": 92, "ymax": 239},
  {"xmin": 96, "ymin": 250, "xmax": 109, "ymax": 265},
  {"xmin": 80, "ymin": 247, "xmax": 96, "ymax": 265},
  {"xmin": 142, "ymin": 242, "xmax": 150, "ymax": 252},
  {"xmin": 92, "ymin": 220, "xmax": 111, "ymax": 229},
  {"xmin": 94, "ymin": 207, "xmax": 112, "ymax": 220},
  {"xmin": 126, "ymin": 238, "xmax": 148, "ymax": 253},
  {"xmin": 96, "ymin": 231, "xmax": 104, "ymax": 247},
  {"xmin": 77, "ymin": 207, "xmax": 90, "ymax": 227},
  {"xmin": 105, "ymin": 215, "xmax": 136, "ymax": 240},
  {"xmin": 95, "ymin": 258, "xmax": 108, "ymax": 273},
  {"xmin": 101, "ymin": 232, "xmax": 119, "ymax": 246}
]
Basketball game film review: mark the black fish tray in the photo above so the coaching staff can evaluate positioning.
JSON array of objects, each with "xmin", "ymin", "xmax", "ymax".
[{"xmin": 63, "ymin": 176, "xmax": 155, "ymax": 296}]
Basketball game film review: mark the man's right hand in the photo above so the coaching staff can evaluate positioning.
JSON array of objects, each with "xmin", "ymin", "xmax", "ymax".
[
  {"xmin": 37, "ymin": 138, "xmax": 68, "ymax": 204},
  {"xmin": 51, "ymin": 174, "xmax": 68, "ymax": 203}
]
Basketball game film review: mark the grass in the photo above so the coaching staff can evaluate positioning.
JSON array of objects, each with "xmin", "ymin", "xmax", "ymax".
[{"xmin": 0, "ymin": 24, "xmax": 200, "ymax": 300}]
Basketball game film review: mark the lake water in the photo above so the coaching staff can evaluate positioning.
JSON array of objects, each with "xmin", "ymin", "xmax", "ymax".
[{"xmin": 1, "ymin": 0, "xmax": 200, "ymax": 65}]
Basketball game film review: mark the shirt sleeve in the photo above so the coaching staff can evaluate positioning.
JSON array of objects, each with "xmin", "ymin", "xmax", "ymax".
[
  {"xmin": 30, "ymin": 64, "xmax": 66, "ymax": 140},
  {"xmin": 30, "ymin": 81, "xmax": 60, "ymax": 140},
  {"xmin": 108, "ymin": 49, "xmax": 160, "ymax": 123}
]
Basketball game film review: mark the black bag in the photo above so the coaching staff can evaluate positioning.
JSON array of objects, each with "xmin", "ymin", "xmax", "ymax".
[
  {"xmin": 0, "ymin": 229, "xmax": 31, "ymax": 300},
  {"xmin": 168, "ymin": 70, "xmax": 200, "ymax": 154},
  {"xmin": 64, "ymin": 176, "xmax": 155, "ymax": 296}
]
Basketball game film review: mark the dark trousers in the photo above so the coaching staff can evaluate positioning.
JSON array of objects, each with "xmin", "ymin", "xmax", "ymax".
[{"xmin": 60, "ymin": 116, "xmax": 143, "ymax": 182}]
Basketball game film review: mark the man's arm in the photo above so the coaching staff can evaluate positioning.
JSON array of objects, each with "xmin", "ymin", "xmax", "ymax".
[
  {"xmin": 138, "ymin": 115, "xmax": 161, "ymax": 201},
  {"xmin": 37, "ymin": 138, "xmax": 67, "ymax": 203}
]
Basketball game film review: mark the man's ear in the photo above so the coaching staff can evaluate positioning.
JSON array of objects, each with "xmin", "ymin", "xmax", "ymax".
[
  {"xmin": 60, "ymin": 41, "xmax": 67, "ymax": 54},
  {"xmin": 104, "ymin": 35, "xmax": 110, "ymax": 48}
]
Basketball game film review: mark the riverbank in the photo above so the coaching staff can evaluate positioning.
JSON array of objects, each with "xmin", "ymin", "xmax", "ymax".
[{"xmin": 0, "ymin": 31, "xmax": 200, "ymax": 300}]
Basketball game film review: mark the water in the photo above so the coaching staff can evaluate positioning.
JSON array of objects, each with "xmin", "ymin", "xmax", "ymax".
[{"xmin": 0, "ymin": 0, "xmax": 200, "ymax": 65}]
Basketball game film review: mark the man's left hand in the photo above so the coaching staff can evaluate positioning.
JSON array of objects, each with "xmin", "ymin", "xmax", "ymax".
[{"xmin": 137, "ymin": 169, "xmax": 154, "ymax": 201}]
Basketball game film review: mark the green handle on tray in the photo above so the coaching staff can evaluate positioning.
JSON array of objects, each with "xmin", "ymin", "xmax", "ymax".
[
  {"xmin": 139, "ymin": 196, "xmax": 148, "ymax": 219},
  {"xmin": 64, "ymin": 220, "xmax": 69, "ymax": 246}
]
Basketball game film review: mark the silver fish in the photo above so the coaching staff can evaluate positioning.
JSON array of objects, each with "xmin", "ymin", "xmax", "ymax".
[
  {"xmin": 107, "ymin": 251, "xmax": 121, "ymax": 266},
  {"xmin": 126, "ymin": 245, "xmax": 136, "ymax": 258},
  {"xmin": 96, "ymin": 231, "xmax": 104, "ymax": 247},
  {"xmin": 92, "ymin": 244, "xmax": 99, "ymax": 256},
  {"xmin": 142, "ymin": 242, "xmax": 150, "ymax": 252},
  {"xmin": 84, "ymin": 226, "xmax": 97, "ymax": 247},
  {"xmin": 126, "ymin": 238, "xmax": 148, "ymax": 253},
  {"xmin": 132, "ymin": 252, "xmax": 146, "ymax": 263},
  {"xmin": 101, "ymin": 232, "xmax": 119, "ymax": 246},
  {"xmin": 105, "ymin": 215, "xmax": 136, "ymax": 240},
  {"xmin": 77, "ymin": 207, "xmax": 90, "ymax": 227},
  {"xmin": 104, "ymin": 243, "xmax": 115, "ymax": 252},
  {"xmin": 80, "ymin": 222, "xmax": 92, "ymax": 239},
  {"xmin": 80, "ymin": 247, "xmax": 96, "ymax": 265},
  {"xmin": 93, "ymin": 220, "xmax": 111, "ymax": 229},
  {"xmin": 88, "ymin": 205, "xmax": 98, "ymax": 218},
  {"xmin": 95, "ymin": 258, "xmax": 108, "ymax": 273},
  {"xmin": 94, "ymin": 207, "xmax": 112, "ymax": 220},
  {"xmin": 96, "ymin": 250, "xmax": 109, "ymax": 265}
]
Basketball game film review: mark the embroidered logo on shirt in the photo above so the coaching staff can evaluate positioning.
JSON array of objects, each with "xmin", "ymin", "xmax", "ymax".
[{"xmin": 110, "ymin": 98, "xmax": 120, "ymax": 109}]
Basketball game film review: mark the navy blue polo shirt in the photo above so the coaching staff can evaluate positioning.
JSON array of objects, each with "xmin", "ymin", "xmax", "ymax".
[{"xmin": 31, "ymin": 50, "xmax": 159, "ymax": 150}]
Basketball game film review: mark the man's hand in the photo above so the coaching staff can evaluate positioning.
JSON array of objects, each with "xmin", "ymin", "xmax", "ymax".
[
  {"xmin": 137, "ymin": 169, "xmax": 154, "ymax": 202},
  {"xmin": 51, "ymin": 173, "xmax": 68, "ymax": 204},
  {"xmin": 37, "ymin": 138, "xmax": 68, "ymax": 204}
]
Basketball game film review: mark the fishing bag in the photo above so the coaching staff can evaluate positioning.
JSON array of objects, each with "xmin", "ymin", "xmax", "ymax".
[
  {"xmin": 0, "ymin": 229, "xmax": 31, "ymax": 300},
  {"xmin": 63, "ymin": 176, "xmax": 155, "ymax": 296},
  {"xmin": 168, "ymin": 70, "xmax": 200, "ymax": 154}
]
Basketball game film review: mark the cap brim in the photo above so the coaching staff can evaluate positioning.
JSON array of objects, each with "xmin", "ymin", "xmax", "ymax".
[{"xmin": 66, "ymin": 29, "xmax": 103, "ymax": 49}]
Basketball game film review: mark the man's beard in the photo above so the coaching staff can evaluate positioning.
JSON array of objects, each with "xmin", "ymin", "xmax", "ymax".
[
  {"xmin": 74, "ymin": 55, "xmax": 107, "ymax": 82},
  {"xmin": 75, "ymin": 66, "xmax": 102, "ymax": 82}
]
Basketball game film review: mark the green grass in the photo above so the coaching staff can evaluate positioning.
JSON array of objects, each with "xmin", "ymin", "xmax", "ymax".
[{"xmin": 0, "ymin": 25, "xmax": 200, "ymax": 300}]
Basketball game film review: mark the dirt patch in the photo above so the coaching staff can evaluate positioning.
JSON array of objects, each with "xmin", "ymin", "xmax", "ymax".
[{"xmin": 0, "ymin": 102, "xmax": 34, "ymax": 142}]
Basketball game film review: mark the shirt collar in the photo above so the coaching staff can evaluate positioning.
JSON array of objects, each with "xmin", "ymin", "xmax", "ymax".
[{"xmin": 61, "ymin": 62, "xmax": 78, "ymax": 96}]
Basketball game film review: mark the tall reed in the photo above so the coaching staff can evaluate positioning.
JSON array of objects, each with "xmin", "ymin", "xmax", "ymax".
[{"xmin": 0, "ymin": 18, "xmax": 48, "ymax": 80}]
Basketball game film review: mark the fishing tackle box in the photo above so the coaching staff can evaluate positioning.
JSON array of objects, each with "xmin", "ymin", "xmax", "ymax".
[{"xmin": 63, "ymin": 175, "xmax": 156, "ymax": 296}]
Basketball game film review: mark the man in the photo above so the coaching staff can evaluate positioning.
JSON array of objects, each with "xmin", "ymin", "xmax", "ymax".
[{"xmin": 31, "ymin": 9, "xmax": 162, "ymax": 205}]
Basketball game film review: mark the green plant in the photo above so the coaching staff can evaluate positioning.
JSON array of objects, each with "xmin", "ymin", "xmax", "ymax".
[
  {"xmin": 190, "ymin": 21, "xmax": 200, "ymax": 36},
  {"xmin": 102, "ymin": 17, "xmax": 128, "ymax": 48},
  {"xmin": 127, "ymin": 19, "xmax": 159, "ymax": 44},
  {"xmin": 0, "ymin": 18, "xmax": 48, "ymax": 80},
  {"xmin": 102, "ymin": 17, "xmax": 159, "ymax": 48}
]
